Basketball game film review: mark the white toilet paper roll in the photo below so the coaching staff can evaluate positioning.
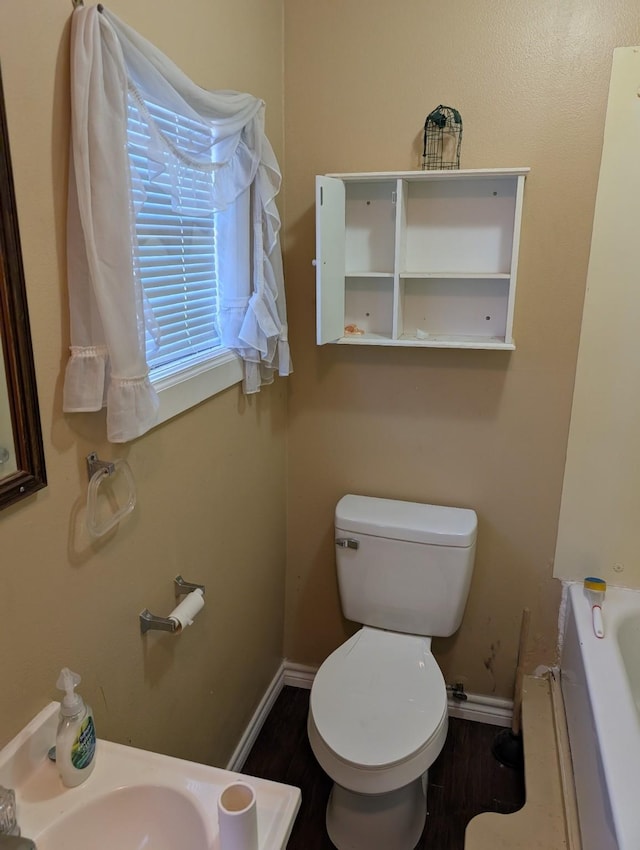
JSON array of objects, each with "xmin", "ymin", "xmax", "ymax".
[
  {"xmin": 217, "ymin": 781, "xmax": 258, "ymax": 850},
  {"xmin": 168, "ymin": 588, "xmax": 205, "ymax": 631}
]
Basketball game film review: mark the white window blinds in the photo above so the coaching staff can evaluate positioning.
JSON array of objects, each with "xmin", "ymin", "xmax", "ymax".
[{"xmin": 127, "ymin": 98, "xmax": 222, "ymax": 379}]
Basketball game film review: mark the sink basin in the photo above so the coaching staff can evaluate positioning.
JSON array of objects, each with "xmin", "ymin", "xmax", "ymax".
[
  {"xmin": 0, "ymin": 703, "xmax": 300, "ymax": 850},
  {"xmin": 36, "ymin": 785, "xmax": 209, "ymax": 850}
]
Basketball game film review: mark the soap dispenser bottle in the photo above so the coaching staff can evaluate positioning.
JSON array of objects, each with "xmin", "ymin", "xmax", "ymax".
[{"xmin": 55, "ymin": 668, "xmax": 96, "ymax": 787}]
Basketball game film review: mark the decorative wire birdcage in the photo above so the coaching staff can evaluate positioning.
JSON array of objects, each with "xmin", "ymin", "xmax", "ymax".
[{"xmin": 422, "ymin": 105, "xmax": 462, "ymax": 170}]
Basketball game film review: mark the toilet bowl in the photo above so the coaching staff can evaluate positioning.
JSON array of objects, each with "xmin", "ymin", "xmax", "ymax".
[
  {"xmin": 308, "ymin": 627, "xmax": 448, "ymax": 850},
  {"xmin": 308, "ymin": 494, "xmax": 477, "ymax": 850}
]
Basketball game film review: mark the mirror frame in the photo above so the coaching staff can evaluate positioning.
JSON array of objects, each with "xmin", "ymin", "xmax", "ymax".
[{"xmin": 0, "ymin": 65, "xmax": 47, "ymax": 509}]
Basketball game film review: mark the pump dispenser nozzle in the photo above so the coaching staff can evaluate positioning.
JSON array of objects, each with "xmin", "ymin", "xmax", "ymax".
[{"xmin": 56, "ymin": 668, "xmax": 83, "ymax": 717}]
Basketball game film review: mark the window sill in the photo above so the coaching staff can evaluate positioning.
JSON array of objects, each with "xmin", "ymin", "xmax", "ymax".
[{"xmin": 152, "ymin": 349, "xmax": 243, "ymax": 427}]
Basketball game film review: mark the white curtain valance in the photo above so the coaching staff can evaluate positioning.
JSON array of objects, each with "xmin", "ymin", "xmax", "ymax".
[{"xmin": 63, "ymin": 5, "xmax": 291, "ymax": 443}]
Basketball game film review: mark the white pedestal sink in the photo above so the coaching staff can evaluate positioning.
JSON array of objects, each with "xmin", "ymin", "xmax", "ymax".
[{"xmin": 0, "ymin": 703, "xmax": 300, "ymax": 849}]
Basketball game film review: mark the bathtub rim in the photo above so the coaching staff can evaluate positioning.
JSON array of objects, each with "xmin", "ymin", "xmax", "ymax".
[{"xmin": 565, "ymin": 581, "xmax": 640, "ymax": 850}]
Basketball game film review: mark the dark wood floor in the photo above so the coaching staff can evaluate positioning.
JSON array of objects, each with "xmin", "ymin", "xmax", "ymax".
[{"xmin": 242, "ymin": 686, "xmax": 524, "ymax": 850}]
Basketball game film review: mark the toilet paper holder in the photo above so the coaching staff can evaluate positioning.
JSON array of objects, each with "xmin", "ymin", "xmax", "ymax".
[{"xmin": 139, "ymin": 575, "xmax": 206, "ymax": 634}]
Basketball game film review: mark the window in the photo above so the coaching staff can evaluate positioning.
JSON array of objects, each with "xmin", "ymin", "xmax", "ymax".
[
  {"xmin": 64, "ymin": 6, "xmax": 290, "ymax": 443},
  {"xmin": 127, "ymin": 97, "xmax": 245, "ymax": 418}
]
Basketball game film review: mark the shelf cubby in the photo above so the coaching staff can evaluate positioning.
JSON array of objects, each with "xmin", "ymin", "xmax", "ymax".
[{"xmin": 316, "ymin": 168, "xmax": 528, "ymax": 349}]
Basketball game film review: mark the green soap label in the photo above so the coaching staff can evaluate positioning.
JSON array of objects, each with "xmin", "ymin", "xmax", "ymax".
[{"xmin": 71, "ymin": 716, "xmax": 96, "ymax": 770}]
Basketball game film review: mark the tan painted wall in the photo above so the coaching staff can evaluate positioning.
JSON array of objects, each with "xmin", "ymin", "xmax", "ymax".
[
  {"xmin": 283, "ymin": 0, "xmax": 640, "ymax": 698},
  {"xmin": 3, "ymin": 0, "xmax": 639, "ymax": 758},
  {"xmin": 0, "ymin": 0, "xmax": 286, "ymax": 766},
  {"xmin": 555, "ymin": 47, "xmax": 640, "ymax": 588}
]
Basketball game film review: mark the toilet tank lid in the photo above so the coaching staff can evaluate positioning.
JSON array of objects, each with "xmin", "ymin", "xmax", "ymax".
[{"xmin": 335, "ymin": 495, "xmax": 477, "ymax": 547}]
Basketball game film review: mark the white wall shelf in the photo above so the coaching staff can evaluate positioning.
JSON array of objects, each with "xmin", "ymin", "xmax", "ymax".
[{"xmin": 315, "ymin": 168, "xmax": 529, "ymax": 349}]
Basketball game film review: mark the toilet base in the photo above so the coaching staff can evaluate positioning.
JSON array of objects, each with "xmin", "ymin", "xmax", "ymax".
[{"xmin": 325, "ymin": 773, "xmax": 428, "ymax": 850}]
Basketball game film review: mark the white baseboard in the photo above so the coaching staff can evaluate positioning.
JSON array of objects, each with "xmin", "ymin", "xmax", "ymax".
[
  {"xmin": 227, "ymin": 661, "xmax": 317, "ymax": 771},
  {"xmin": 228, "ymin": 658, "xmax": 513, "ymax": 771},
  {"xmin": 282, "ymin": 661, "xmax": 316, "ymax": 689},
  {"xmin": 447, "ymin": 694, "xmax": 512, "ymax": 727},
  {"xmin": 226, "ymin": 662, "xmax": 286, "ymax": 772}
]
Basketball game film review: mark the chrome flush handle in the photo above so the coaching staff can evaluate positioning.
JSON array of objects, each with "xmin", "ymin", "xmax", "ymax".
[{"xmin": 335, "ymin": 538, "xmax": 359, "ymax": 550}]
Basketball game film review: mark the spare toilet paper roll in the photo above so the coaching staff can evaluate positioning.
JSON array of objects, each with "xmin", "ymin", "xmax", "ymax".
[
  {"xmin": 217, "ymin": 781, "xmax": 258, "ymax": 850},
  {"xmin": 168, "ymin": 588, "xmax": 205, "ymax": 631}
]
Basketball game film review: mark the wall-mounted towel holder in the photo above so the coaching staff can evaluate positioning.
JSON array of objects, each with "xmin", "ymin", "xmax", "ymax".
[
  {"xmin": 85, "ymin": 451, "xmax": 136, "ymax": 538},
  {"xmin": 140, "ymin": 575, "xmax": 206, "ymax": 635}
]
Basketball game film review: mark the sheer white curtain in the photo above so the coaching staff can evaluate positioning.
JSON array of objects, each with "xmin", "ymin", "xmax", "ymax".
[{"xmin": 63, "ymin": 4, "xmax": 291, "ymax": 443}]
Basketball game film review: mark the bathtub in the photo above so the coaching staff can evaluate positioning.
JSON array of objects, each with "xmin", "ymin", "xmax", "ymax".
[{"xmin": 561, "ymin": 582, "xmax": 640, "ymax": 850}]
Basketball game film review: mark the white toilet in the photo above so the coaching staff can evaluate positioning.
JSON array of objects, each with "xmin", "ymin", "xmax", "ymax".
[{"xmin": 307, "ymin": 494, "xmax": 477, "ymax": 850}]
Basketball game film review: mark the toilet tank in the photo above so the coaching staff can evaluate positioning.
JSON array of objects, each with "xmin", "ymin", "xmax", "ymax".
[{"xmin": 335, "ymin": 495, "xmax": 477, "ymax": 637}]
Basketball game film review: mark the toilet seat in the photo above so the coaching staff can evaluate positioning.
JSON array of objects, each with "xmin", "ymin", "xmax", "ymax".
[{"xmin": 309, "ymin": 627, "xmax": 448, "ymax": 793}]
